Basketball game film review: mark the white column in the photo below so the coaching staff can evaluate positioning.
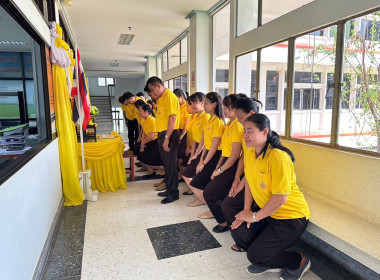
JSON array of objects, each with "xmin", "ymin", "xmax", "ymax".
[
  {"xmin": 188, "ymin": 11, "xmax": 211, "ymax": 94},
  {"xmin": 145, "ymin": 56, "xmax": 157, "ymax": 80}
]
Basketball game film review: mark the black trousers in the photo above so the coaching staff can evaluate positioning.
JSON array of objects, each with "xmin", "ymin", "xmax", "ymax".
[
  {"xmin": 230, "ymin": 207, "xmax": 308, "ymax": 270},
  {"xmin": 158, "ymin": 130, "xmax": 179, "ymax": 197},
  {"xmin": 126, "ymin": 118, "xmax": 139, "ymax": 150},
  {"xmin": 203, "ymin": 158, "xmax": 238, "ymax": 224},
  {"xmin": 221, "ymin": 185, "xmax": 245, "ymax": 226}
]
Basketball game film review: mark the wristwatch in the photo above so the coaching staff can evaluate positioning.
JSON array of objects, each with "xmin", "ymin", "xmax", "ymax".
[
  {"xmin": 252, "ymin": 212, "xmax": 257, "ymax": 222},
  {"xmin": 217, "ymin": 167, "xmax": 223, "ymax": 174}
]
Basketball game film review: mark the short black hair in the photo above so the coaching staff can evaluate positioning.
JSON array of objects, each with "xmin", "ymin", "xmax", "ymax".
[
  {"xmin": 146, "ymin": 76, "xmax": 164, "ymax": 87},
  {"xmin": 134, "ymin": 99, "xmax": 145, "ymax": 109},
  {"xmin": 144, "ymin": 85, "xmax": 150, "ymax": 92},
  {"xmin": 118, "ymin": 95, "xmax": 126, "ymax": 104},
  {"xmin": 124, "ymin": 92, "xmax": 134, "ymax": 100},
  {"xmin": 136, "ymin": 92, "xmax": 145, "ymax": 98},
  {"xmin": 189, "ymin": 92, "xmax": 205, "ymax": 103},
  {"xmin": 173, "ymin": 88, "xmax": 186, "ymax": 99}
]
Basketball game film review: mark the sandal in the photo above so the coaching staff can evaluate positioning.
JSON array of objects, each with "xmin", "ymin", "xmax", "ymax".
[{"xmin": 231, "ymin": 244, "xmax": 245, "ymax": 252}]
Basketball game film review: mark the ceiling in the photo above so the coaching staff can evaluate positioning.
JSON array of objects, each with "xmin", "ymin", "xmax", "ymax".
[{"xmin": 63, "ymin": 0, "xmax": 220, "ymax": 78}]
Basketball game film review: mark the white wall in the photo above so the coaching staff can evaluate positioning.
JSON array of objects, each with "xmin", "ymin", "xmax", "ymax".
[
  {"xmin": 87, "ymin": 76, "xmax": 146, "ymax": 108},
  {"xmin": 0, "ymin": 2, "xmax": 62, "ymax": 279},
  {"xmin": 0, "ymin": 139, "xmax": 62, "ymax": 280}
]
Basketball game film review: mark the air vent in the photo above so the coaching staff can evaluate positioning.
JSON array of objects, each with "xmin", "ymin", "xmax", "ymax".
[
  {"xmin": 109, "ymin": 62, "xmax": 119, "ymax": 67},
  {"xmin": 117, "ymin": 34, "xmax": 135, "ymax": 45},
  {"xmin": 0, "ymin": 40, "xmax": 28, "ymax": 45}
]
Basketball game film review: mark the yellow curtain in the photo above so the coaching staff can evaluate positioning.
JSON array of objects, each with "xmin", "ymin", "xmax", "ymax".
[
  {"xmin": 77, "ymin": 138, "xmax": 127, "ymax": 193},
  {"xmin": 53, "ymin": 64, "xmax": 85, "ymax": 206}
]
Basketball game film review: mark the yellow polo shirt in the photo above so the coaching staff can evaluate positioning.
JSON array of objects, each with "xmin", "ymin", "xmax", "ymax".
[
  {"xmin": 179, "ymin": 102, "xmax": 190, "ymax": 130},
  {"xmin": 121, "ymin": 104, "xmax": 133, "ymax": 120},
  {"xmin": 244, "ymin": 147, "xmax": 310, "ymax": 220},
  {"xmin": 141, "ymin": 115, "xmax": 157, "ymax": 141},
  {"xmin": 156, "ymin": 89, "xmax": 180, "ymax": 132},
  {"xmin": 192, "ymin": 111, "xmax": 210, "ymax": 143},
  {"xmin": 204, "ymin": 115, "xmax": 225, "ymax": 150},
  {"xmin": 221, "ymin": 118, "xmax": 243, "ymax": 157},
  {"xmin": 122, "ymin": 97, "xmax": 143, "ymax": 122},
  {"xmin": 186, "ymin": 113, "xmax": 197, "ymax": 145}
]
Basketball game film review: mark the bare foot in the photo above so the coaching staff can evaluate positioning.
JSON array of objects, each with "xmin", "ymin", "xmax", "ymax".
[
  {"xmin": 198, "ymin": 211, "xmax": 214, "ymax": 219},
  {"xmin": 187, "ymin": 199, "xmax": 205, "ymax": 207}
]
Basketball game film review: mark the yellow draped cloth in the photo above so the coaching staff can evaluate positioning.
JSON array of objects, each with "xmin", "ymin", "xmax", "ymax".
[
  {"xmin": 77, "ymin": 136, "xmax": 127, "ymax": 193},
  {"xmin": 53, "ymin": 64, "xmax": 84, "ymax": 206}
]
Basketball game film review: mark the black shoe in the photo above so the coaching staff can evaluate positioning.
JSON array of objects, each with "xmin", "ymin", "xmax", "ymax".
[
  {"xmin": 161, "ymin": 195, "xmax": 179, "ymax": 204},
  {"xmin": 212, "ymin": 224, "xmax": 229, "ymax": 233},
  {"xmin": 158, "ymin": 191, "xmax": 169, "ymax": 197},
  {"xmin": 182, "ymin": 191, "xmax": 193, "ymax": 195},
  {"xmin": 143, "ymin": 172, "xmax": 156, "ymax": 179}
]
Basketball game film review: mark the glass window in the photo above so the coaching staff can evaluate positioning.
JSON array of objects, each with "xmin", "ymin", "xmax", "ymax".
[
  {"xmin": 181, "ymin": 74, "xmax": 188, "ymax": 92},
  {"xmin": 98, "ymin": 78, "xmax": 106, "ymax": 86},
  {"xmin": 164, "ymin": 80, "xmax": 169, "ymax": 88},
  {"xmin": 339, "ymin": 12, "xmax": 380, "ymax": 153},
  {"xmin": 260, "ymin": 42, "xmax": 288, "ymax": 136},
  {"xmin": 291, "ymin": 27, "xmax": 336, "ymax": 143},
  {"xmin": 168, "ymin": 79, "xmax": 174, "ymax": 91},
  {"xmin": 236, "ymin": 0, "xmax": 259, "ymax": 36},
  {"xmin": 180, "ymin": 37, "xmax": 187, "ymax": 64},
  {"xmin": 236, "ymin": 51, "xmax": 257, "ymax": 97},
  {"xmin": 106, "ymin": 78, "xmax": 115, "ymax": 86},
  {"xmin": 156, "ymin": 56, "xmax": 162, "ymax": 77},
  {"xmin": 213, "ymin": 4, "xmax": 230, "ymax": 96},
  {"xmin": 262, "ymin": 0, "xmax": 314, "ymax": 25},
  {"xmin": 162, "ymin": 51, "xmax": 168, "ymax": 72},
  {"xmin": 0, "ymin": 4, "xmax": 48, "ymax": 179},
  {"xmin": 168, "ymin": 42, "xmax": 180, "ymax": 69},
  {"xmin": 174, "ymin": 77, "xmax": 181, "ymax": 89}
]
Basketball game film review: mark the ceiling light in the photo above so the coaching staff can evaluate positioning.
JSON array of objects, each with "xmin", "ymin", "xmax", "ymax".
[
  {"xmin": 117, "ymin": 34, "xmax": 135, "ymax": 45},
  {"xmin": 62, "ymin": 0, "xmax": 72, "ymax": 6}
]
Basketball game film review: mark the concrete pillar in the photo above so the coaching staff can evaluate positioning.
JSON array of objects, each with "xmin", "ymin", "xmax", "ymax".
[
  {"xmin": 145, "ymin": 56, "xmax": 157, "ymax": 81},
  {"xmin": 187, "ymin": 10, "xmax": 211, "ymax": 94}
]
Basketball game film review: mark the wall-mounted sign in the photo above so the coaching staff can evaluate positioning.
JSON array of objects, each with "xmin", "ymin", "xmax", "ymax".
[{"xmin": 191, "ymin": 71, "xmax": 195, "ymax": 88}]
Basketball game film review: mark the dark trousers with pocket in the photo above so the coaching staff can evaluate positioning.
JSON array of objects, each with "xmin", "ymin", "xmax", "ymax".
[
  {"xmin": 158, "ymin": 130, "xmax": 179, "ymax": 197},
  {"xmin": 203, "ymin": 158, "xmax": 238, "ymax": 224},
  {"xmin": 230, "ymin": 209, "xmax": 308, "ymax": 270},
  {"xmin": 126, "ymin": 118, "xmax": 139, "ymax": 150}
]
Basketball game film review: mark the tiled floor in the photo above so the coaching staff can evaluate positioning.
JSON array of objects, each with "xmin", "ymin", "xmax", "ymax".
[
  {"xmin": 79, "ymin": 179, "xmax": 321, "ymax": 280},
  {"xmin": 42, "ymin": 126, "xmax": 361, "ymax": 280}
]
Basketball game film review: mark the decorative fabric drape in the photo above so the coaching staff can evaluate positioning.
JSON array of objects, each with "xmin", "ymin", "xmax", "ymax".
[
  {"xmin": 50, "ymin": 22, "xmax": 84, "ymax": 206},
  {"xmin": 77, "ymin": 136, "xmax": 127, "ymax": 193}
]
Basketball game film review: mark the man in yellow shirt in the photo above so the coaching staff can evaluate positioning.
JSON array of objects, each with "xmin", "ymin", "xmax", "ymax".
[{"xmin": 146, "ymin": 76, "xmax": 180, "ymax": 204}]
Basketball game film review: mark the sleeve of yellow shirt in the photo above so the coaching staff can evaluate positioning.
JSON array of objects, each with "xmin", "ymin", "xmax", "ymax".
[
  {"xmin": 167, "ymin": 93, "xmax": 180, "ymax": 116},
  {"xmin": 270, "ymin": 159, "xmax": 293, "ymax": 195}
]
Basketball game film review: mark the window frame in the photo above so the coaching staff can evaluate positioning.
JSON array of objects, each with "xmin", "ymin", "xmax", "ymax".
[{"xmin": 0, "ymin": 2, "xmax": 53, "ymax": 185}]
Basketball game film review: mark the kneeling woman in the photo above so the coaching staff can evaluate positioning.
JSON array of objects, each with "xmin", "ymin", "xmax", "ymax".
[
  {"xmin": 184, "ymin": 92, "xmax": 225, "ymax": 212},
  {"xmin": 231, "ymin": 113, "xmax": 311, "ymax": 280},
  {"xmin": 203, "ymin": 94, "xmax": 243, "ymax": 232},
  {"xmin": 137, "ymin": 104, "xmax": 164, "ymax": 177}
]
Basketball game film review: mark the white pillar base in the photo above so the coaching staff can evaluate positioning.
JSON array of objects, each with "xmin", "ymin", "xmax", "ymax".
[{"xmin": 79, "ymin": 169, "xmax": 98, "ymax": 202}]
